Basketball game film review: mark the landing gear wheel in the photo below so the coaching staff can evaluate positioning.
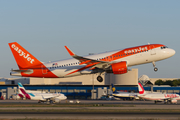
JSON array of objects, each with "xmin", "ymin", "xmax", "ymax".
[
  {"xmin": 154, "ymin": 67, "xmax": 158, "ymax": 72},
  {"xmin": 164, "ymin": 100, "xmax": 168, "ymax": 104},
  {"xmin": 50, "ymin": 100, "xmax": 53, "ymax": 104},
  {"xmin": 97, "ymin": 76, "xmax": 103, "ymax": 82},
  {"xmin": 46, "ymin": 99, "xmax": 50, "ymax": 104}
]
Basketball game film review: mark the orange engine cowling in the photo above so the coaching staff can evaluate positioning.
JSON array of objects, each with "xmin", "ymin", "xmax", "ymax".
[{"xmin": 111, "ymin": 61, "xmax": 127, "ymax": 74}]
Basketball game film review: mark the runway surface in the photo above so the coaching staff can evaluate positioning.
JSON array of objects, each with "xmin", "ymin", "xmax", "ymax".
[
  {"xmin": 2, "ymin": 99, "xmax": 180, "ymax": 105},
  {"xmin": 0, "ymin": 112, "xmax": 179, "ymax": 119},
  {"xmin": 0, "ymin": 100, "xmax": 180, "ymax": 119}
]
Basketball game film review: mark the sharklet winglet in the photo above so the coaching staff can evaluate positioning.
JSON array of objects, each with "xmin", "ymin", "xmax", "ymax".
[{"xmin": 64, "ymin": 46, "xmax": 75, "ymax": 56}]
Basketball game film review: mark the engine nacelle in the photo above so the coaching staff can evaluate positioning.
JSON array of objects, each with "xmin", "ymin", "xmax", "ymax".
[
  {"xmin": 171, "ymin": 99, "xmax": 177, "ymax": 104},
  {"xmin": 111, "ymin": 61, "xmax": 128, "ymax": 74},
  {"xmin": 54, "ymin": 98, "xmax": 60, "ymax": 103}
]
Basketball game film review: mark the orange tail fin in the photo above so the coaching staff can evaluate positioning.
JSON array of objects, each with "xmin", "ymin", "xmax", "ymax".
[{"xmin": 9, "ymin": 42, "xmax": 43, "ymax": 69}]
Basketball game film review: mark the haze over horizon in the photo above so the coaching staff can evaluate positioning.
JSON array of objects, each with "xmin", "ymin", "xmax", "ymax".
[{"xmin": 0, "ymin": 1, "xmax": 180, "ymax": 78}]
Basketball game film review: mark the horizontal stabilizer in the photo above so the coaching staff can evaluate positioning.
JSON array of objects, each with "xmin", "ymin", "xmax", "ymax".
[{"xmin": 11, "ymin": 69, "xmax": 31, "ymax": 73}]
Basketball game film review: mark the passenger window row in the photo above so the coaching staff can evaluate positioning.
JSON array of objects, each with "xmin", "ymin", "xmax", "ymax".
[{"xmin": 50, "ymin": 50, "xmax": 149, "ymax": 69}]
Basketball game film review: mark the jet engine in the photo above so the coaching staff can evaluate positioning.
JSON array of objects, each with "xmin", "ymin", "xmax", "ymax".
[
  {"xmin": 96, "ymin": 61, "xmax": 128, "ymax": 82},
  {"xmin": 170, "ymin": 99, "xmax": 177, "ymax": 104},
  {"xmin": 53, "ymin": 98, "xmax": 60, "ymax": 103},
  {"xmin": 110, "ymin": 61, "xmax": 128, "ymax": 74}
]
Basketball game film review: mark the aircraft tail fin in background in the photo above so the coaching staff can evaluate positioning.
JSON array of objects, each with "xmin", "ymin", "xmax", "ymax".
[
  {"xmin": 111, "ymin": 84, "xmax": 116, "ymax": 93},
  {"xmin": 138, "ymin": 82, "xmax": 145, "ymax": 94},
  {"xmin": 17, "ymin": 82, "xmax": 24, "ymax": 98},
  {"xmin": 8, "ymin": 42, "xmax": 43, "ymax": 69},
  {"xmin": 18, "ymin": 82, "xmax": 31, "ymax": 99},
  {"xmin": 18, "ymin": 82, "xmax": 26, "ymax": 91}
]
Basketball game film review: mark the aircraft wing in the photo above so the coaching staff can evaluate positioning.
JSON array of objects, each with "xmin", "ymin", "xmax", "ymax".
[
  {"xmin": 65, "ymin": 46, "xmax": 111, "ymax": 69},
  {"xmin": 42, "ymin": 95, "xmax": 59, "ymax": 100}
]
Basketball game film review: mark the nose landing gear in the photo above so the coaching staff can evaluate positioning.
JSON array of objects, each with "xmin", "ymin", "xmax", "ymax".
[
  {"xmin": 154, "ymin": 67, "xmax": 158, "ymax": 72},
  {"xmin": 152, "ymin": 61, "xmax": 158, "ymax": 72}
]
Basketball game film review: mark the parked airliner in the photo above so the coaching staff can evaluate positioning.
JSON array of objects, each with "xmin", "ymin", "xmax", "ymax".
[
  {"xmin": 9, "ymin": 42, "xmax": 175, "ymax": 82},
  {"xmin": 18, "ymin": 83, "xmax": 67, "ymax": 103},
  {"xmin": 111, "ymin": 84, "xmax": 139, "ymax": 100},
  {"xmin": 138, "ymin": 83, "xmax": 180, "ymax": 104}
]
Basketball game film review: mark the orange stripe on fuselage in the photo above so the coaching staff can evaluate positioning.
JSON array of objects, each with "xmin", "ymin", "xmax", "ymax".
[
  {"xmin": 65, "ymin": 62, "xmax": 100, "ymax": 76},
  {"xmin": 79, "ymin": 60, "xmax": 91, "ymax": 65},
  {"xmin": 100, "ymin": 44, "xmax": 164, "ymax": 62}
]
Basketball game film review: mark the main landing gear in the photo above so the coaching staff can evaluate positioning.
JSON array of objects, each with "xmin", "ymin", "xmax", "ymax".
[
  {"xmin": 97, "ymin": 76, "xmax": 103, "ymax": 82},
  {"xmin": 152, "ymin": 61, "xmax": 158, "ymax": 72},
  {"xmin": 46, "ymin": 99, "xmax": 53, "ymax": 104},
  {"xmin": 96, "ymin": 72, "xmax": 104, "ymax": 82}
]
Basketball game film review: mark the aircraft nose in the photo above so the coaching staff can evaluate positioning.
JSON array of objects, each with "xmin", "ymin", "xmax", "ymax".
[
  {"xmin": 169, "ymin": 49, "xmax": 176, "ymax": 56},
  {"xmin": 64, "ymin": 96, "xmax": 67, "ymax": 99}
]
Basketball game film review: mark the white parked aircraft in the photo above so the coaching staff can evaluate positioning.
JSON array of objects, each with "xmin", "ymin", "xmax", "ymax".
[
  {"xmin": 111, "ymin": 84, "xmax": 139, "ymax": 100},
  {"xmin": 18, "ymin": 83, "xmax": 67, "ymax": 103},
  {"xmin": 138, "ymin": 83, "xmax": 180, "ymax": 104},
  {"xmin": 17, "ymin": 85, "xmax": 48, "ymax": 99},
  {"xmin": 9, "ymin": 42, "xmax": 175, "ymax": 82}
]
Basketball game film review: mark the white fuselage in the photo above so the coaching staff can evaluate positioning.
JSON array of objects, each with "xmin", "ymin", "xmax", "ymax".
[
  {"xmin": 28, "ymin": 92, "xmax": 67, "ymax": 101},
  {"xmin": 112, "ymin": 92, "xmax": 139, "ymax": 99},
  {"xmin": 10, "ymin": 43, "xmax": 175, "ymax": 78},
  {"xmin": 139, "ymin": 93, "xmax": 180, "ymax": 101},
  {"xmin": 43, "ymin": 47, "xmax": 175, "ymax": 77}
]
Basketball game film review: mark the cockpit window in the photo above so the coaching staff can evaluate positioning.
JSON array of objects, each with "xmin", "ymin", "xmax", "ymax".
[{"xmin": 161, "ymin": 46, "xmax": 168, "ymax": 49}]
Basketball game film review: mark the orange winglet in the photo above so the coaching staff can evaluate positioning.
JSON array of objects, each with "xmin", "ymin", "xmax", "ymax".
[{"xmin": 64, "ymin": 46, "xmax": 75, "ymax": 56}]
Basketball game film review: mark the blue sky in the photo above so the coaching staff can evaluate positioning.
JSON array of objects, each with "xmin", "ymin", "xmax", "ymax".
[{"xmin": 0, "ymin": 1, "xmax": 180, "ymax": 78}]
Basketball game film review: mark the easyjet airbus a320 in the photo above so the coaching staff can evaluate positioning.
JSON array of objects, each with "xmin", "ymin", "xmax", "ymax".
[{"xmin": 9, "ymin": 42, "xmax": 175, "ymax": 82}]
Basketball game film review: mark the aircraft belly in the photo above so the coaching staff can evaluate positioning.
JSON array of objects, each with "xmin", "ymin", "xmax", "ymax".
[
  {"xmin": 52, "ymin": 69, "xmax": 82, "ymax": 77},
  {"xmin": 50, "ymin": 69, "xmax": 67, "ymax": 77},
  {"xmin": 142, "ymin": 94, "xmax": 165, "ymax": 101},
  {"xmin": 50, "ymin": 65, "xmax": 90, "ymax": 78}
]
